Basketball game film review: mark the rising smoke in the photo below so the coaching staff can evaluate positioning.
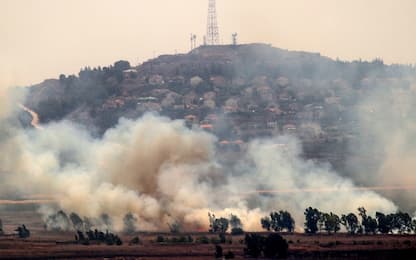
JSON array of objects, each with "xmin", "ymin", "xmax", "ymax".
[
  {"xmin": 346, "ymin": 79, "xmax": 416, "ymax": 214},
  {"xmin": 0, "ymin": 87, "xmax": 400, "ymax": 232}
]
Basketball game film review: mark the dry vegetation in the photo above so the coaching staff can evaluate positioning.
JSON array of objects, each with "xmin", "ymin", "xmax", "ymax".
[{"xmin": 1, "ymin": 209, "xmax": 416, "ymax": 259}]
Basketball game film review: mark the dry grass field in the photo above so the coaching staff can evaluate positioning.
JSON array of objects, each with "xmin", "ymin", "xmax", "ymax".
[{"xmin": 1, "ymin": 208, "xmax": 416, "ymax": 259}]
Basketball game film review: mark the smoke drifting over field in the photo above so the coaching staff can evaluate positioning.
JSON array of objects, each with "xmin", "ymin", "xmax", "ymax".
[
  {"xmin": 0, "ymin": 88, "xmax": 402, "ymax": 231},
  {"xmin": 346, "ymin": 80, "xmax": 416, "ymax": 214}
]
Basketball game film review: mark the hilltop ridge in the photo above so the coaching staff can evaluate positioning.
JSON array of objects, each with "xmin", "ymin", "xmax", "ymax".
[{"xmin": 22, "ymin": 43, "xmax": 416, "ymax": 171}]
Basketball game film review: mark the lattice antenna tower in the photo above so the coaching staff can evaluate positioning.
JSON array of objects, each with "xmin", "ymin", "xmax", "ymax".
[{"xmin": 206, "ymin": 0, "xmax": 220, "ymax": 45}]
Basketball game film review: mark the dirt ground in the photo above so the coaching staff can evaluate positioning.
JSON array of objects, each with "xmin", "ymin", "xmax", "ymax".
[{"xmin": 2, "ymin": 208, "xmax": 416, "ymax": 259}]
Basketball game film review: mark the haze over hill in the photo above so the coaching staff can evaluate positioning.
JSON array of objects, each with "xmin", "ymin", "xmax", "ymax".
[
  {"xmin": 2, "ymin": 0, "xmax": 416, "ymax": 88},
  {"xmin": 1, "ymin": 43, "xmax": 416, "ymax": 231}
]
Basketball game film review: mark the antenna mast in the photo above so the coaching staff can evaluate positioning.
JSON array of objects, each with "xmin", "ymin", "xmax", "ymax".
[
  {"xmin": 190, "ymin": 34, "xmax": 197, "ymax": 50},
  {"xmin": 232, "ymin": 33, "xmax": 238, "ymax": 45},
  {"xmin": 206, "ymin": 0, "xmax": 220, "ymax": 45}
]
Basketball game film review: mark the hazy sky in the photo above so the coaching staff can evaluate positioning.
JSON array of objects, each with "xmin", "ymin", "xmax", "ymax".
[{"xmin": 1, "ymin": 0, "xmax": 416, "ymax": 87}]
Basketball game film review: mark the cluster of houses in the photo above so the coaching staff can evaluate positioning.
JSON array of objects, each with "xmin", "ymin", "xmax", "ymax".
[{"xmin": 99, "ymin": 67, "xmax": 348, "ymax": 153}]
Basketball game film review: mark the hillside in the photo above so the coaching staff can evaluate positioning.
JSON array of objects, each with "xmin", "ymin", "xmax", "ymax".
[{"xmin": 23, "ymin": 43, "xmax": 416, "ymax": 172}]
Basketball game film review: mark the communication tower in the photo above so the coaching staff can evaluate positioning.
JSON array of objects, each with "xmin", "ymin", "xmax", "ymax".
[
  {"xmin": 206, "ymin": 0, "xmax": 220, "ymax": 45},
  {"xmin": 232, "ymin": 33, "xmax": 238, "ymax": 45},
  {"xmin": 190, "ymin": 34, "xmax": 197, "ymax": 50}
]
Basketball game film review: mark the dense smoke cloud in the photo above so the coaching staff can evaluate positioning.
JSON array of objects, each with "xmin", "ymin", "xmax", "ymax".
[
  {"xmin": 346, "ymin": 79, "xmax": 416, "ymax": 214},
  {"xmin": 0, "ymin": 87, "xmax": 10, "ymax": 120},
  {"xmin": 0, "ymin": 86, "xmax": 25, "ymax": 121},
  {"xmin": 0, "ymin": 89, "xmax": 399, "ymax": 231}
]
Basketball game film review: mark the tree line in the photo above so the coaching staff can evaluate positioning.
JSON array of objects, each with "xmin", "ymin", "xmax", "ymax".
[
  {"xmin": 208, "ymin": 207, "xmax": 416, "ymax": 235},
  {"xmin": 44, "ymin": 210, "xmax": 138, "ymax": 234},
  {"xmin": 259, "ymin": 207, "xmax": 416, "ymax": 235},
  {"xmin": 41, "ymin": 206, "xmax": 416, "ymax": 236}
]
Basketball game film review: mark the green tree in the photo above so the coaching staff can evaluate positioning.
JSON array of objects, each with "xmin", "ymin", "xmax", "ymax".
[
  {"xmin": 244, "ymin": 234, "xmax": 263, "ymax": 258},
  {"xmin": 375, "ymin": 212, "xmax": 393, "ymax": 234},
  {"xmin": 113, "ymin": 60, "xmax": 131, "ymax": 71},
  {"xmin": 208, "ymin": 213, "xmax": 229, "ymax": 233},
  {"xmin": 341, "ymin": 213, "xmax": 360, "ymax": 234},
  {"xmin": 263, "ymin": 233, "xmax": 289, "ymax": 259},
  {"xmin": 45, "ymin": 210, "xmax": 71, "ymax": 231},
  {"xmin": 304, "ymin": 207, "xmax": 321, "ymax": 234},
  {"xmin": 83, "ymin": 217, "xmax": 93, "ymax": 231},
  {"xmin": 358, "ymin": 207, "xmax": 377, "ymax": 234},
  {"xmin": 393, "ymin": 212, "xmax": 412, "ymax": 234},
  {"xmin": 261, "ymin": 217, "xmax": 271, "ymax": 231},
  {"xmin": 229, "ymin": 214, "xmax": 244, "ymax": 235},
  {"xmin": 321, "ymin": 212, "xmax": 341, "ymax": 234},
  {"xmin": 244, "ymin": 233, "xmax": 288, "ymax": 259},
  {"xmin": 100, "ymin": 213, "xmax": 112, "ymax": 230},
  {"xmin": 411, "ymin": 219, "xmax": 416, "ymax": 234},
  {"xmin": 279, "ymin": 211, "xmax": 295, "ymax": 232},
  {"xmin": 263, "ymin": 211, "xmax": 295, "ymax": 233},
  {"xmin": 123, "ymin": 213, "xmax": 138, "ymax": 234},
  {"xmin": 168, "ymin": 221, "xmax": 181, "ymax": 234},
  {"xmin": 69, "ymin": 213, "xmax": 84, "ymax": 231}
]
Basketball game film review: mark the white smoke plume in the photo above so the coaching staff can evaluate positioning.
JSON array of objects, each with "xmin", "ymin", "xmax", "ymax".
[
  {"xmin": 0, "ymin": 93, "xmax": 399, "ymax": 232},
  {"xmin": 346, "ymin": 79, "xmax": 416, "ymax": 213}
]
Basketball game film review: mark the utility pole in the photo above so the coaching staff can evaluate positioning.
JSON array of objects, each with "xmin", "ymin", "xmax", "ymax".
[{"xmin": 206, "ymin": 0, "xmax": 220, "ymax": 45}]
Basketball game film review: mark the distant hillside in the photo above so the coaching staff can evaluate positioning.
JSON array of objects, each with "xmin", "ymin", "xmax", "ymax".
[{"xmin": 23, "ymin": 43, "xmax": 416, "ymax": 170}]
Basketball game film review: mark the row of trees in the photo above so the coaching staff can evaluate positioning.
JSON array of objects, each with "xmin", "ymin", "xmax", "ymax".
[
  {"xmin": 208, "ymin": 213, "xmax": 244, "ymax": 235},
  {"xmin": 303, "ymin": 207, "xmax": 416, "ymax": 235},
  {"xmin": 43, "ymin": 207, "xmax": 416, "ymax": 236},
  {"xmin": 44, "ymin": 210, "xmax": 138, "ymax": 234},
  {"xmin": 75, "ymin": 229, "xmax": 122, "ymax": 245},
  {"xmin": 259, "ymin": 207, "xmax": 416, "ymax": 235},
  {"xmin": 261, "ymin": 211, "xmax": 295, "ymax": 233}
]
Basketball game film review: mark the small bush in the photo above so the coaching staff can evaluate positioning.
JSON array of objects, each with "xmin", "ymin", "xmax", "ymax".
[
  {"xmin": 219, "ymin": 233, "xmax": 226, "ymax": 243},
  {"xmin": 361, "ymin": 240, "xmax": 373, "ymax": 245},
  {"xmin": 211, "ymin": 237, "xmax": 221, "ymax": 244},
  {"xmin": 231, "ymin": 227, "xmax": 244, "ymax": 235},
  {"xmin": 178, "ymin": 236, "xmax": 188, "ymax": 243},
  {"xmin": 215, "ymin": 245, "xmax": 223, "ymax": 258},
  {"xmin": 244, "ymin": 234, "xmax": 263, "ymax": 258},
  {"xmin": 197, "ymin": 236, "xmax": 210, "ymax": 244},
  {"xmin": 130, "ymin": 236, "xmax": 140, "ymax": 245},
  {"xmin": 244, "ymin": 233, "xmax": 288, "ymax": 259},
  {"xmin": 224, "ymin": 251, "xmax": 235, "ymax": 259},
  {"xmin": 320, "ymin": 242, "xmax": 335, "ymax": 248},
  {"xmin": 156, "ymin": 235, "xmax": 165, "ymax": 243},
  {"xmin": 15, "ymin": 225, "xmax": 30, "ymax": 238},
  {"xmin": 263, "ymin": 233, "xmax": 289, "ymax": 258},
  {"xmin": 115, "ymin": 237, "xmax": 123, "ymax": 246}
]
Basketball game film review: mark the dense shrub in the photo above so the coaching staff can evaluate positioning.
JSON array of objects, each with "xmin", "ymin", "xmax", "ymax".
[
  {"xmin": 196, "ymin": 236, "xmax": 210, "ymax": 244},
  {"xmin": 231, "ymin": 227, "xmax": 244, "ymax": 235},
  {"xmin": 263, "ymin": 233, "xmax": 289, "ymax": 258},
  {"xmin": 215, "ymin": 245, "xmax": 223, "ymax": 258}
]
